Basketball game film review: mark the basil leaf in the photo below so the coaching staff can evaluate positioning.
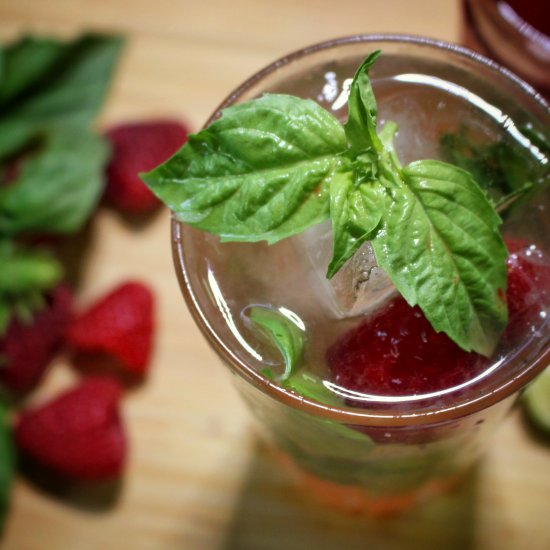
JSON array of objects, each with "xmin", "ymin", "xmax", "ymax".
[
  {"xmin": 0, "ymin": 129, "xmax": 109, "ymax": 235},
  {"xmin": 0, "ymin": 34, "xmax": 123, "ymax": 160},
  {"xmin": 0, "ymin": 399, "xmax": 14, "ymax": 533},
  {"xmin": 344, "ymin": 50, "xmax": 382, "ymax": 154},
  {"xmin": 327, "ymin": 171, "xmax": 384, "ymax": 278},
  {"xmin": 285, "ymin": 371, "xmax": 342, "ymax": 406},
  {"xmin": 372, "ymin": 160, "xmax": 508, "ymax": 355},
  {"xmin": 0, "ymin": 240, "xmax": 62, "ymax": 334},
  {"xmin": 278, "ymin": 371, "xmax": 375, "ymax": 461},
  {"xmin": 0, "ymin": 36, "xmax": 67, "ymax": 105},
  {"xmin": 439, "ymin": 126, "xmax": 548, "ymax": 209},
  {"xmin": 142, "ymin": 93, "xmax": 346, "ymax": 244},
  {"xmin": 247, "ymin": 306, "xmax": 304, "ymax": 381}
]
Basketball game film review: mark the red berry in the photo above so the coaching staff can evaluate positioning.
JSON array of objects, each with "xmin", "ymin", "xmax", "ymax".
[
  {"xmin": 0, "ymin": 285, "xmax": 73, "ymax": 394},
  {"xmin": 327, "ymin": 238, "xmax": 550, "ymax": 402},
  {"xmin": 67, "ymin": 282, "xmax": 155, "ymax": 376},
  {"xmin": 503, "ymin": 237, "xmax": 550, "ymax": 341},
  {"xmin": 105, "ymin": 121, "xmax": 189, "ymax": 213},
  {"xmin": 327, "ymin": 297, "xmax": 486, "ymax": 399},
  {"xmin": 15, "ymin": 378, "xmax": 126, "ymax": 480}
]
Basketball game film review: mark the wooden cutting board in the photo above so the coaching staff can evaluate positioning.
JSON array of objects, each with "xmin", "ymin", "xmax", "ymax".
[{"xmin": 1, "ymin": 1, "xmax": 549, "ymax": 548}]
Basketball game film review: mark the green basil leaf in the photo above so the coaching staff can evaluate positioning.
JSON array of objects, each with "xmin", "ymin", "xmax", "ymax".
[
  {"xmin": 0, "ymin": 399, "xmax": 14, "ymax": 533},
  {"xmin": 281, "ymin": 371, "xmax": 375, "ymax": 458},
  {"xmin": 0, "ymin": 129, "xmax": 109, "ymax": 235},
  {"xmin": 0, "ymin": 34, "xmax": 123, "ymax": 160},
  {"xmin": 247, "ymin": 306, "xmax": 304, "ymax": 381},
  {"xmin": 439, "ymin": 125, "xmax": 548, "ymax": 210},
  {"xmin": 372, "ymin": 159, "xmax": 508, "ymax": 356},
  {"xmin": 0, "ymin": 240, "xmax": 62, "ymax": 334},
  {"xmin": 327, "ymin": 170, "xmax": 385, "ymax": 278},
  {"xmin": 0, "ymin": 36, "xmax": 67, "ymax": 105},
  {"xmin": 344, "ymin": 50, "xmax": 382, "ymax": 154},
  {"xmin": 142, "ymin": 93, "xmax": 346, "ymax": 244},
  {"xmin": 285, "ymin": 371, "xmax": 342, "ymax": 406}
]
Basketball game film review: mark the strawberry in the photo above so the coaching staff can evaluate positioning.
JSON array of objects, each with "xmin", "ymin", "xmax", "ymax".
[
  {"xmin": 0, "ymin": 285, "xmax": 73, "ymax": 394},
  {"xmin": 326, "ymin": 297, "xmax": 486, "ymax": 399},
  {"xmin": 105, "ymin": 120, "xmax": 189, "ymax": 213},
  {"xmin": 327, "ymin": 238, "xmax": 550, "ymax": 401},
  {"xmin": 15, "ymin": 378, "xmax": 126, "ymax": 480},
  {"xmin": 66, "ymin": 281, "xmax": 155, "ymax": 376}
]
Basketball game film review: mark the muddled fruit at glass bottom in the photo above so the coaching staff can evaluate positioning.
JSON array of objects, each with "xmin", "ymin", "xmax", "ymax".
[
  {"xmin": 273, "ymin": 447, "xmax": 469, "ymax": 517},
  {"xmin": 235, "ymin": 375, "xmax": 513, "ymax": 515}
]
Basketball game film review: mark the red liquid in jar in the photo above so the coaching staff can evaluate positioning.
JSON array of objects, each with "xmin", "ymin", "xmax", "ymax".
[{"xmin": 462, "ymin": 0, "xmax": 550, "ymax": 97}]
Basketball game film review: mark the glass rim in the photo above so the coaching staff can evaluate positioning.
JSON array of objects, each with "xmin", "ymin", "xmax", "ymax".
[{"xmin": 172, "ymin": 33, "xmax": 550, "ymax": 427}]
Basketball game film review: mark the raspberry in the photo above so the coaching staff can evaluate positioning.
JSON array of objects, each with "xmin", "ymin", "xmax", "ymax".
[
  {"xmin": 0, "ymin": 285, "xmax": 73, "ymax": 394},
  {"xmin": 15, "ymin": 378, "xmax": 126, "ymax": 480},
  {"xmin": 105, "ymin": 121, "xmax": 189, "ymax": 213},
  {"xmin": 66, "ymin": 281, "xmax": 154, "ymax": 376}
]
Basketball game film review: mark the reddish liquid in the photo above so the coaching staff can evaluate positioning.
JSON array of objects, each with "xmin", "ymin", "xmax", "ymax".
[
  {"xmin": 504, "ymin": 0, "xmax": 550, "ymax": 36},
  {"xmin": 462, "ymin": 0, "xmax": 550, "ymax": 97}
]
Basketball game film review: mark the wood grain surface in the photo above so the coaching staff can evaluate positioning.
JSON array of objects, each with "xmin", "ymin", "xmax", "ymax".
[{"xmin": 1, "ymin": 1, "xmax": 549, "ymax": 549}]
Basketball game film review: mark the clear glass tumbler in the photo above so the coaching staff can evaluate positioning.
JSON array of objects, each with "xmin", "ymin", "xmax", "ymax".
[{"xmin": 172, "ymin": 35, "xmax": 550, "ymax": 516}]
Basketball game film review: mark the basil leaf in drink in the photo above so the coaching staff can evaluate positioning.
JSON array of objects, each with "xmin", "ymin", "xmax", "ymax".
[
  {"xmin": 0, "ymin": 34, "xmax": 123, "ymax": 160},
  {"xmin": 372, "ymin": 160, "xmax": 508, "ymax": 356},
  {"xmin": 0, "ymin": 129, "xmax": 109, "ymax": 235},
  {"xmin": 439, "ymin": 126, "xmax": 547, "ymax": 210},
  {"xmin": 246, "ymin": 306, "xmax": 304, "ymax": 381},
  {"xmin": 142, "ymin": 94, "xmax": 347, "ymax": 244},
  {"xmin": 0, "ymin": 399, "xmax": 14, "ymax": 533},
  {"xmin": 327, "ymin": 170, "xmax": 385, "ymax": 278},
  {"xmin": 284, "ymin": 371, "xmax": 342, "ymax": 406}
]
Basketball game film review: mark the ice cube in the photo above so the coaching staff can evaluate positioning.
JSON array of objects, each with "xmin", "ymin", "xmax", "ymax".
[
  {"xmin": 377, "ymin": 84, "xmax": 442, "ymax": 165},
  {"xmin": 295, "ymin": 221, "xmax": 396, "ymax": 318}
]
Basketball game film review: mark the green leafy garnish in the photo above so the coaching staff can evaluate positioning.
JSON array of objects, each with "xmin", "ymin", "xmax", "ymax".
[
  {"xmin": 246, "ymin": 306, "xmax": 304, "ymax": 381},
  {"xmin": 440, "ymin": 125, "xmax": 549, "ymax": 210},
  {"xmin": 0, "ymin": 34, "xmax": 123, "ymax": 160},
  {"xmin": 523, "ymin": 366, "xmax": 550, "ymax": 436},
  {"xmin": 0, "ymin": 240, "xmax": 62, "ymax": 333},
  {"xmin": 142, "ymin": 94, "xmax": 345, "ymax": 244},
  {"xmin": 285, "ymin": 370, "xmax": 343, "ymax": 407},
  {"xmin": 143, "ymin": 51, "xmax": 512, "ymax": 356},
  {"xmin": 0, "ymin": 33, "xmax": 123, "ymax": 333},
  {"xmin": 0, "ymin": 399, "xmax": 14, "ymax": 533},
  {"xmin": 0, "ymin": 129, "xmax": 109, "ymax": 235}
]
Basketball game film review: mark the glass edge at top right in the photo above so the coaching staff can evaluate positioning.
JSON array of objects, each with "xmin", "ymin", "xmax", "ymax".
[{"xmin": 171, "ymin": 34, "xmax": 550, "ymax": 427}]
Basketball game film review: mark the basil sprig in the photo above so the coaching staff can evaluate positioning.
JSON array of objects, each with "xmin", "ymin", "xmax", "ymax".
[{"xmin": 143, "ymin": 51, "xmax": 510, "ymax": 356}]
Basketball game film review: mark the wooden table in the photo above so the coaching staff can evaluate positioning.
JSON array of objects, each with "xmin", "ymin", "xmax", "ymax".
[{"xmin": 1, "ymin": 1, "xmax": 549, "ymax": 548}]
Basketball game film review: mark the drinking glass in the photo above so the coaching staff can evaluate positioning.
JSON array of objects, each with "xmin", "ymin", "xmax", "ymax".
[{"xmin": 172, "ymin": 35, "xmax": 550, "ymax": 516}]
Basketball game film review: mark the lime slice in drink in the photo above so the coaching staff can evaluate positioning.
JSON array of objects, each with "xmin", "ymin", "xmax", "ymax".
[{"xmin": 523, "ymin": 367, "xmax": 550, "ymax": 435}]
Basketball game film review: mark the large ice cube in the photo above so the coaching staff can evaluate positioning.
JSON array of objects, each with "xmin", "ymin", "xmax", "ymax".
[{"xmin": 295, "ymin": 221, "xmax": 396, "ymax": 318}]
